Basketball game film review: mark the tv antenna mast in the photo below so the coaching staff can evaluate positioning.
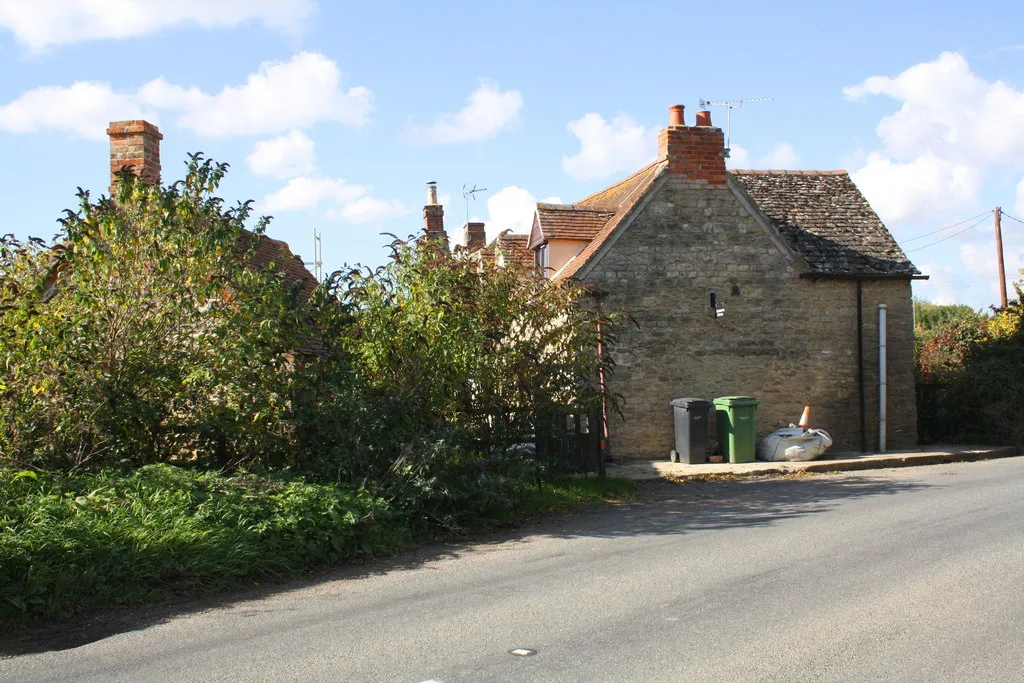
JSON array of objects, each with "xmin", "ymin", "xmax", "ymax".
[
  {"xmin": 306, "ymin": 228, "xmax": 323, "ymax": 280},
  {"xmin": 697, "ymin": 97, "xmax": 774, "ymax": 158},
  {"xmin": 462, "ymin": 183, "xmax": 487, "ymax": 223}
]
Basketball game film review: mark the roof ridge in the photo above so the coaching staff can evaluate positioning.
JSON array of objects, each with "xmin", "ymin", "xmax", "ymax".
[
  {"xmin": 575, "ymin": 159, "xmax": 662, "ymax": 206},
  {"xmin": 729, "ymin": 169, "xmax": 849, "ymax": 176},
  {"xmin": 537, "ymin": 202, "xmax": 616, "ymax": 213}
]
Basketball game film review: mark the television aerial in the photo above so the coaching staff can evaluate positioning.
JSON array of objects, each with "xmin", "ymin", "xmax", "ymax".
[
  {"xmin": 462, "ymin": 183, "xmax": 487, "ymax": 223},
  {"xmin": 697, "ymin": 97, "xmax": 774, "ymax": 158}
]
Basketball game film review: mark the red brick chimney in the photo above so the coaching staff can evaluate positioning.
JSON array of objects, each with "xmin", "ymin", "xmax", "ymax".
[
  {"xmin": 463, "ymin": 222, "xmax": 486, "ymax": 251},
  {"xmin": 107, "ymin": 120, "xmax": 162, "ymax": 194},
  {"xmin": 657, "ymin": 105, "xmax": 727, "ymax": 187},
  {"xmin": 423, "ymin": 181, "xmax": 448, "ymax": 248}
]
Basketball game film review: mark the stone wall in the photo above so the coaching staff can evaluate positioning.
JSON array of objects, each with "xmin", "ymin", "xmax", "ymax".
[{"xmin": 584, "ymin": 177, "xmax": 917, "ymax": 460}]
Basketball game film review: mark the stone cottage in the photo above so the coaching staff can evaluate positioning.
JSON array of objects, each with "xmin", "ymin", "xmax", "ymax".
[{"xmin": 525, "ymin": 104, "xmax": 924, "ymax": 459}]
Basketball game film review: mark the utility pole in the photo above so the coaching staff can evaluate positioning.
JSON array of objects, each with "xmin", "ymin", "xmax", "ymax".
[{"xmin": 995, "ymin": 206, "xmax": 1008, "ymax": 308}]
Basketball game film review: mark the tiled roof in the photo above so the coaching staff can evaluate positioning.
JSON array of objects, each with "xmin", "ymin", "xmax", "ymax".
[
  {"xmin": 496, "ymin": 232, "xmax": 533, "ymax": 269},
  {"xmin": 534, "ymin": 203, "xmax": 615, "ymax": 244},
  {"xmin": 555, "ymin": 160, "xmax": 668, "ymax": 279},
  {"xmin": 237, "ymin": 233, "xmax": 320, "ymax": 300},
  {"xmin": 730, "ymin": 170, "xmax": 919, "ymax": 276}
]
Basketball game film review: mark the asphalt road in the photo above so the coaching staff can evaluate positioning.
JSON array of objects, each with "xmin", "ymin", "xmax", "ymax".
[{"xmin": 3, "ymin": 458, "xmax": 1024, "ymax": 682}]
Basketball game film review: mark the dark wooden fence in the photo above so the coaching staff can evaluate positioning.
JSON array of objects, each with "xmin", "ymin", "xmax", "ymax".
[{"xmin": 534, "ymin": 407, "xmax": 604, "ymax": 476}]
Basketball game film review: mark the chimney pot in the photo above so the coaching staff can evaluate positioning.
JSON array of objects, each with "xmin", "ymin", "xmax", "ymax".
[
  {"xmin": 426, "ymin": 181, "xmax": 438, "ymax": 206},
  {"xmin": 695, "ymin": 110, "xmax": 713, "ymax": 127},
  {"xmin": 668, "ymin": 104, "xmax": 685, "ymax": 127}
]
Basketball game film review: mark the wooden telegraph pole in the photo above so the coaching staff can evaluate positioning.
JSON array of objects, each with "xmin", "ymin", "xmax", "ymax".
[{"xmin": 994, "ymin": 206, "xmax": 1008, "ymax": 309}]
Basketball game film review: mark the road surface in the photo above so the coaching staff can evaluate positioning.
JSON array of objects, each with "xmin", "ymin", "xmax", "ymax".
[{"xmin": 3, "ymin": 458, "xmax": 1023, "ymax": 681}]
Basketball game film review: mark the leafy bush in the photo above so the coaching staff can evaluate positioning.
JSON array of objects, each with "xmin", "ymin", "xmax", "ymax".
[
  {"xmin": 915, "ymin": 276, "xmax": 1024, "ymax": 446},
  {"xmin": 0, "ymin": 158, "xmax": 340, "ymax": 470},
  {"xmin": 0, "ymin": 464, "xmax": 632, "ymax": 628},
  {"xmin": 0, "ymin": 464, "xmax": 405, "ymax": 626}
]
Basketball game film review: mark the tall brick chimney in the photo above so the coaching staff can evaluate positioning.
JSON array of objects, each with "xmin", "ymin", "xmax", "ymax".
[
  {"xmin": 107, "ymin": 120, "xmax": 162, "ymax": 194},
  {"xmin": 657, "ymin": 105, "xmax": 727, "ymax": 187},
  {"xmin": 463, "ymin": 222, "xmax": 486, "ymax": 251},
  {"xmin": 423, "ymin": 181, "xmax": 448, "ymax": 248}
]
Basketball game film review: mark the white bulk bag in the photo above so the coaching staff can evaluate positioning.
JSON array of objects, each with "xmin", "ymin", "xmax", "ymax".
[{"xmin": 757, "ymin": 427, "xmax": 833, "ymax": 462}]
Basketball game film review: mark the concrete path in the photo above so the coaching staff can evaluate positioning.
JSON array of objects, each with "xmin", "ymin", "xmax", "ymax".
[{"xmin": 606, "ymin": 444, "xmax": 1019, "ymax": 481}]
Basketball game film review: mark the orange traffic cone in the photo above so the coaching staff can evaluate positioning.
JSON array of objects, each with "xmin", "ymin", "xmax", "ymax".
[{"xmin": 798, "ymin": 406, "xmax": 811, "ymax": 429}]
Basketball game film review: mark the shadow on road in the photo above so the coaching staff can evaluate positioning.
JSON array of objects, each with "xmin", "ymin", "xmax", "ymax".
[{"xmin": 1, "ymin": 472, "xmax": 931, "ymax": 657}]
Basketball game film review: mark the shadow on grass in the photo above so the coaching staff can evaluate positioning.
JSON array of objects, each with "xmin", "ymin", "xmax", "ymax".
[{"xmin": 0, "ymin": 472, "xmax": 930, "ymax": 657}]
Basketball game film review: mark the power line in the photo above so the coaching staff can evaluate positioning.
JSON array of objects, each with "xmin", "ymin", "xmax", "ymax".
[
  {"xmin": 905, "ymin": 214, "xmax": 993, "ymax": 253},
  {"xmin": 901, "ymin": 210, "xmax": 993, "ymax": 243},
  {"xmin": 1002, "ymin": 211, "xmax": 1024, "ymax": 225}
]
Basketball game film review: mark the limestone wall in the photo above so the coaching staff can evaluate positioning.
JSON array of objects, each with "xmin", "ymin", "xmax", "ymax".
[{"xmin": 584, "ymin": 178, "xmax": 917, "ymax": 459}]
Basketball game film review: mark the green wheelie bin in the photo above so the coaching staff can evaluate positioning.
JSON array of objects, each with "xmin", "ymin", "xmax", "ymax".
[{"xmin": 713, "ymin": 396, "xmax": 759, "ymax": 463}]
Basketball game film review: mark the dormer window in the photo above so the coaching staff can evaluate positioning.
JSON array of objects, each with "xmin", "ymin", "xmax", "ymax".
[{"xmin": 536, "ymin": 243, "xmax": 549, "ymax": 274}]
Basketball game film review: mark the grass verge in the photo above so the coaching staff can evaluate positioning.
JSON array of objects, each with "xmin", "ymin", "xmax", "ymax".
[{"xmin": 0, "ymin": 464, "xmax": 632, "ymax": 631}]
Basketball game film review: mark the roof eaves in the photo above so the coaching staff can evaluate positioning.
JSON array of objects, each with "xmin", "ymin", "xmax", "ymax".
[{"xmin": 558, "ymin": 161, "xmax": 669, "ymax": 280}]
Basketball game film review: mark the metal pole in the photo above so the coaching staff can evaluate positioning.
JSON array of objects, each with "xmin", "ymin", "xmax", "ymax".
[
  {"xmin": 995, "ymin": 206, "xmax": 1008, "ymax": 309},
  {"xmin": 878, "ymin": 304, "xmax": 887, "ymax": 453},
  {"xmin": 857, "ymin": 281, "xmax": 866, "ymax": 453}
]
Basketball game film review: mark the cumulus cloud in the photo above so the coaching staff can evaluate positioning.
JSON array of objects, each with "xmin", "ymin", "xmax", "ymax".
[
  {"xmin": 0, "ymin": 53, "xmax": 372, "ymax": 139},
  {"xmin": 246, "ymin": 130, "xmax": 317, "ymax": 179},
  {"xmin": 561, "ymin": 113, "xmax": 657, "ymax": 181},
  {"xmin": 851, "ymin": 152, "xmax": 981, "ymax": 224},
  {"xmin": 337, "ymin": 197, "xmax": 411, "ymax": 224},
  {"xmin": 481, "ymin": 186, "xmax": 561, "ymax": 243},
  {"xmin": 0, "ymin": 81, "xmax": 153, "ymax": 139},
  {"xmin": 0, "ymin": 0, "xmax": 316, "ymax": 52},
  {"xmin": 844, "ymin": 51, "xmax": 1024, "ymax": 224},
  {"xmin": 261, "ymin": 177, "xmax": 369, "ymax": 213},
  {"xmin": 726, "ymin": 142, "xmax": 800, "ymax": 170},
  {"xmin": 407, "ymin": 80, "xmax": 523, "ymax": 144}
]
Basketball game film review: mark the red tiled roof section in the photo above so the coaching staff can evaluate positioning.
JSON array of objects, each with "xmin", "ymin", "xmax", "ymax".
[
  {"xmin": 237, "ymin": 233, "xmax": 319, "ymax": 300},
  {"xmin": 496, "ymin": 232, "xmax": 533, "ymax": 269},
  {"xmin": 575, "ymin": 159, "xmax": 662, "ymax": 209},
  {"xmin": 536, "ymin": 203, "xmax": 615, "ymax": 243},
  {"xmin": 555, "ymin": 159, "xmax": 668, "ymax": 279}
]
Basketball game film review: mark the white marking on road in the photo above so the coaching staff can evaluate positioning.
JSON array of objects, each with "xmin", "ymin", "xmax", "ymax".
[{"xmin": 510, "ymin": 648, "xmax": 537, "ymax": 657}]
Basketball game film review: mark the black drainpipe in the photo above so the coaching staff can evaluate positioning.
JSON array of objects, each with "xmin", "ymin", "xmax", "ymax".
[{"xmin": 857, "ymin": 280, "xmax": 866, "ymax": 453}]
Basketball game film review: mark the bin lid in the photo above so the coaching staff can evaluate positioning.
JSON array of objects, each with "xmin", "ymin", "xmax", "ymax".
[
  {"xmin": 670, "ymin": 397, "xmax": 711, "ymax": 409},
  {"xmin": 712, "ymin": 395, "xmax": 760, "ymax": 407}
]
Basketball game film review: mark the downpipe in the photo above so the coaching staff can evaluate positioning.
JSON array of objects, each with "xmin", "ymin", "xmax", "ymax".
[{"xmin": 878, "ymin": 304, "xmax": 887, "ymax": 453}]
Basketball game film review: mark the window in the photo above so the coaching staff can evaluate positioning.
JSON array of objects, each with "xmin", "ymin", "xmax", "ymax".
[{"xmin": 536, "ymin": 243, "xmax": 549, "ymax": 273}]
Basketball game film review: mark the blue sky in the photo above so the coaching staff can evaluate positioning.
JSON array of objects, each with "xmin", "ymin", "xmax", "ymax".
[{"xmin": 2, "ymin": 0, "xmax": 1024, "ymax": 310}]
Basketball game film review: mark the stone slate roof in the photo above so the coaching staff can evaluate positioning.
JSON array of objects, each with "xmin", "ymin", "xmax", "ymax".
[
  {"xmin": 730, "ymin": 170, "xmax": 919, "ymax": 277},
  {"xmin": 533, "ymin": 203, "xmax": 615, "ymax": 245}
]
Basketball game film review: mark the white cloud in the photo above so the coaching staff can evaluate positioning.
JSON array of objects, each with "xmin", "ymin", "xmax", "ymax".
[
  {"xmin": 726, "ymin": 142, "xmax": 800, "ymax": 170},
  {"xmin": 261, "ymin": 177, "xmax": 369, "ymax": 213},
  {"xmin": 407, "ymin": 80, "xmax": 522, "ymax": 144},
  {"xmin": 0, "ymin": 0, "xmax": 316, "ymax": 52},
  {"xmin": 0, "ymin": 81, "xmax": 151, "ymax": 139},
  {"xmin": 844, "ymin": 52, "xmax": 1024, "ymax": 166},
  {"xmin": 0, "ymin": 52, "xmax": 372, "ymax": 139},
  {"xmin": 1016, "ymin": 179, "xmax": 1024, "ymax": 218},
  {"xmin": 484, "ymin": 186, "xmax": 540, "ymax": 242},
  {"xmin": 844, "ymin": 52, "xmax": 1024, "ymax": 225},
  {"xmin": 338, "ymin": 197, "xmax": 410, "ymax": 224},
  {"xmin": 760, "ymin": 142, "xmax": 800, "ymax": 169},
  {"xmin": 246, "ymin": 130, "xmax": 317, "ymax": 179},
  {"xmin": 561, "ymin": 113, "xmax": 656, "ymax": 181},
  {"xmin": 851, "ymin": 152, "xmax": 981, "ymax": 224}
]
